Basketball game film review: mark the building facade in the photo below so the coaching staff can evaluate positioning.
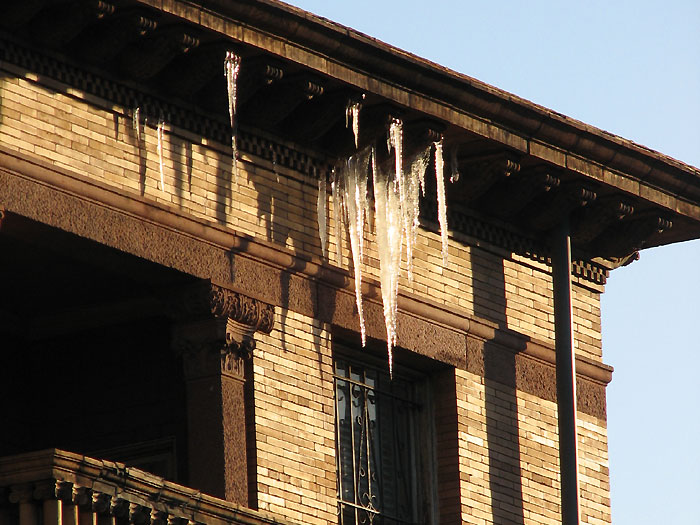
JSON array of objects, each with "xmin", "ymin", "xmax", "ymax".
[{"xmin": 1, "ymin": 2, "xmax": 699, "ymax": 525}]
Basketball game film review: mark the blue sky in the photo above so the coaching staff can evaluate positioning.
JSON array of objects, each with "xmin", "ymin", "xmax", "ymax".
[{"xmin": 283, "ymin": 1, "xmax": 700, "ymax": 523}]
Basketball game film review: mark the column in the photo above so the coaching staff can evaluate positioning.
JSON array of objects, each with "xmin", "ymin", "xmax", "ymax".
[{"xmin": 171, "ymin": 282, "xmax": 274, "ymax": 506}]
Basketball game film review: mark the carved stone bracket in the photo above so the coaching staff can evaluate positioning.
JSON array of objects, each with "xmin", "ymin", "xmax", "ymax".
[
  {"xmin": 573, "ymin": 197, "xmax": 634, "ymax": 245},
  {"xmin": 529, "ymin": 182, "xmax": 597, "ymax": 231},
  {"xmin": 165, "ymin": 281, "xmax": 274, "ymax": 334},
  {"xmin": 487, "ymin": 167, "xmax": 560, "ymax": 218},
  {"xmin": 456, "ymin": 152, "xmax": 521, "ymax": 203},
  {"xmin": 592, "ymin": 214, "xmax": 672, "ymax": 258},
  {"xmin": 169, "ymin": 282, "xmax": 274, "ymax": 382}
]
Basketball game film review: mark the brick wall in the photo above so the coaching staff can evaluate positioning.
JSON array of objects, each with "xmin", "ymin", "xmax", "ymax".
[
  {"xmin": 253, "ymin": 310, "xmax": 337, "ymax": 524},
  {"xmin": 455, "ymin": 369, "xmax": 610, "ymax": 524},
  {"xmin": 0, "ymin": 64, "xmax": 611, "ymax": 523},
  {"xmin": 0, "ymin": 69, "xmax": 603, "ymax": 361}
]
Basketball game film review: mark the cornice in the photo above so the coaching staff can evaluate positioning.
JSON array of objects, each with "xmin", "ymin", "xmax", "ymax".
[{"xmin": 154, "ymin": 0, "xmax": 700, "ymax": 224}]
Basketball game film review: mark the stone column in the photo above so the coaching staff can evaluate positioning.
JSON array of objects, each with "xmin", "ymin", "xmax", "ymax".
[{"xmin": 170, "ymin": 282, "xmax": 274, "ymax": 506}]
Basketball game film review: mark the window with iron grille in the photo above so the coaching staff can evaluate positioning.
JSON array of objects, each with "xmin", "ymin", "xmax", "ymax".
[{"xmin": 334, "ymin": 354, "xmax": 434, "ymax": 525}]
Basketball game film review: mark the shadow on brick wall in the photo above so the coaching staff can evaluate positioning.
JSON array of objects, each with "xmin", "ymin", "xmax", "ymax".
[{"xmin": 471, "ymin": 248, "xmax": 525, "ymax": 524}]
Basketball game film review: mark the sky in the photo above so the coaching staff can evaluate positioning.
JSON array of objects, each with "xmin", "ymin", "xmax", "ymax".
[{"xmin": 283, "ymin": 1, "xmax": 700, "ymax": 523}]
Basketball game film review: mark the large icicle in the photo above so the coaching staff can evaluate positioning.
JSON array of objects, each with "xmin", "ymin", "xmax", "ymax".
[
  {"xmin": 331, "ymin": 168, "xmax": 343, "ymax": 265},
  {"xmin": 405, "ymin": 146, "xmax": 431, "ymax": 282},
  {"xmin": 317, "ymin": 175, "xmax": 328, "ymax": 259},
  {"xmin": 224, "ymin": 51, "xmax": 242, "ymax": 181},
  {"xmin": 388, "ymin": 118, "xmax": 410, "ymax": 268},
  {"xmin": 157, "ymin": 119, "xmax": 166, "ymax": 192},
  {"xmin": 372, "ymin": 147, "xmax": 402, "ymax": 378},
  {"xmin": 435, "ymin": 137, "xmax": 449, "ymax": 265},
  {"xmin": 345, "ymin": 99, "xmax": 362, "ymax": 149},
  {"xmin": 343, "ymin": 148, "xmax": 372, "ymax": 347}
]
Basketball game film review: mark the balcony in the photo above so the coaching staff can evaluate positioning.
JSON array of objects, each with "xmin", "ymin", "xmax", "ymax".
[{"xmin": 0, "ymin": 449, "xmax": 290, "ymax": 525}]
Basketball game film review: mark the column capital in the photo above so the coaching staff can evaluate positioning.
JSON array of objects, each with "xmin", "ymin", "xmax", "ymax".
[{"xmin": 165, "ymin": 281, "xmax": 274, "ymax": 334}]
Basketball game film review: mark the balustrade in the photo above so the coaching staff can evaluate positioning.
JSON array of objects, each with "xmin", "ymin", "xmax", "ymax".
[{"xmin": 0, "ymin": 450, "xmax": 288, "ymax": 525}]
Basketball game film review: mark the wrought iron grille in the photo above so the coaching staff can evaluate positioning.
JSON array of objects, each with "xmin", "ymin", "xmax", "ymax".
[{"xmin": 334, "ymin": 357, "xmax": 422, "ymax": 525}]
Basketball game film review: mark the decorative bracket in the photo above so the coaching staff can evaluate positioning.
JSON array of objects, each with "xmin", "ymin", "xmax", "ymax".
[
  {"xmin": 529, "ymin": 182, "xmax": 597, "ymax": 231},
  {"xmin": 169, "ymin": 282, "xmax": 274, "ymax": 382},
  {"xmin": 455, "ymin": 152, "xmax": 521, "ymax": 203}
]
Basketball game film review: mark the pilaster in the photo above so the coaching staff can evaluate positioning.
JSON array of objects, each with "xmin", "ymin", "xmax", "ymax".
[{"xmin": 170, "ymin": 282, "xmax": 274, "ymax": 506}]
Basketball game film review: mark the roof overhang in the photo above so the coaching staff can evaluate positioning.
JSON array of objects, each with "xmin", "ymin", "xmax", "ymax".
[{"xmin": 2, "ymin": 0, "xmax": 699, "ymax": 269}]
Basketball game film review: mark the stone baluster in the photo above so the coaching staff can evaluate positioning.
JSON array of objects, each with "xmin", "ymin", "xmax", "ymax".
[
  {"xmin": 9, "ymin": 484, "xmax": 38, "ymax": 525},
  {"xmin": 0, "ymin": 488, "xmax": 11, "ymax": 525},
  {"xmin": 149, "ymin": 511, "xmax": 167, "ymax": 525},
  {"xmin": 128, "ymin": 504, "xmax": 150, "ymax": 525},
  {"xmin": 74, "ymin": 488, "xmax": 96, "ymax": 525},
  {"xmin": 34, "ymin": 481, "xmax": 62, "ymax": 525},
  {"xmin": 91, "ymin": 492, "xmax": 113, "ymax": 525},
  {"xmin": 58, "ymin": 483, "xmax": 78, "ymax": 525}
]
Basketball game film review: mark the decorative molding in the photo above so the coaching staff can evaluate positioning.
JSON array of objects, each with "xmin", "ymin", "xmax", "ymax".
[
  {"xmin": 456, "ymin": 152, "xmax": 521, "ymax": 202},
  {"xmin": 166, "ymin": 282, "xmax": 274, "ymax": 334},
  {"xmin": 173, "ymin": 306, "xmax": 263, "ymax": 382},
  {"xmin": 0, "ymin": 37, "xmax": 334, "ymax": 182},
  {"xmin": 0, "ymin": 157, "xmax": 614, "ymax": 387},
  {"xmin": 422, "ymin": 198, "xmax": 609, "ymax": 286}
]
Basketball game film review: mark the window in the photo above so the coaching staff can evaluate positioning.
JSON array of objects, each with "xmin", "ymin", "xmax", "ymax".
[{"xmin": 334, "ymin": 354, "xmax": 434, "ymax": 524}]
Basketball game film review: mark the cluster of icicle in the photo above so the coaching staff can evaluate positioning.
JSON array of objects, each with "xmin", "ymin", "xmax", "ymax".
[
  {"xmin": 318, "ymin": 101, "xmax": 450, "ymax": 377},
  {"xmin": 127, "ymin": 51, "xmax": 243, "ymax": 198}
]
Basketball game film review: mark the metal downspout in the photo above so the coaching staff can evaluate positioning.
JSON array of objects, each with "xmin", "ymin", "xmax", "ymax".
[{"xmin": 551, "ymin": 218, "xmax": 581, "ymax": 525}]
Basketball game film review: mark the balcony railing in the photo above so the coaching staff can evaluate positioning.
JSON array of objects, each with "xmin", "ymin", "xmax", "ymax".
[{"xmin": 0, "ymin": 450, "xmax": 290, "ymax": 525}]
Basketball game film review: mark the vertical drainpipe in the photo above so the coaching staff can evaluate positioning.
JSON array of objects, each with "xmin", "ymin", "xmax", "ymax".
[{"xmin": 551, "ymin": 218, "xmax": 581, "ymax": 525}]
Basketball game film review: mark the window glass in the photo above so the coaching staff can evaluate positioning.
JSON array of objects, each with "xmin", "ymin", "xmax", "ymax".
[{"xmin": 334, "ymin": 356, "xmax": 425, "ymax": 524}]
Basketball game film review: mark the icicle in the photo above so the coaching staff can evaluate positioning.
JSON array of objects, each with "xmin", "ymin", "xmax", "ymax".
[
  {"xmin": 388, "ymin": 118, "xmax": 409, "ymax": 261},
  {"xmin": 133, "ymin": 107, "xmax": 141, "ymax": 142},
  {"xmin": 405, "ymin": 146, "xmax": 431, "ymax": 282},
  {"xmin": 372, "ymin": 147, "xmax": 401, "ymax": 378},
  {"xmin": 224, "ymin": 51, "xmax": 242, "ymax": 182},
  {"xmin": 450, "ymin": 145, "xmax": 460, "ymax": 183},
  {"xmin": 317, "ymin": 174, "xmax": 328, "ymax": 260},
  {"xmin": 345, "ymin": 99, "xmax": 362, "ymax": 149},
  {"xmin": 388, "ymin": 118, "xmax": 403, "ymax": 186},
  {"xmin": 343, "ymin": 149, "xmax": 371, "ymax": 347},
  {"xmin": 157, "ymin": 118, "xmax": 166, "ymax": 192},
  {"xmin": 435, "ymin": 137, "xmax": 449, "ymax": 265},
  {"xmin": 331, "ymin": 168, "xmax": 343, "ymax": 265}
]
